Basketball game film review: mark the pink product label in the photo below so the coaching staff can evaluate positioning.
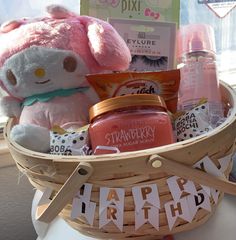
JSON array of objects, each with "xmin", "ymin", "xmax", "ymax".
[
  {"xmin": 104, "ymin": 125, "xmax": 156, "ymax": 148},
  {"xmin": 113, "ymin": 80, "xmax": 161, "ymax": 96}
]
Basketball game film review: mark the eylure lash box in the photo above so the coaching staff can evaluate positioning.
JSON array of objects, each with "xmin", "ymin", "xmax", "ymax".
[{"xmin": 108, "ymin": 18, "xmax": 176, "ymax": 72}]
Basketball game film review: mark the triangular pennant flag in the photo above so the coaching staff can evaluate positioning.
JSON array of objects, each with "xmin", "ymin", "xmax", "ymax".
[
  {"xmin": 99, "ymin": 187, "xmax": 125, "ymax": 231},
  {"xmin": 187, "ymin": 189, "xmax": 211, "ymax": 220},
  {"xmin": 135, "ymin": 205, "xmax": 159, "ymax": 230},
  {"xmin": 71, "ymin": 197, "xmax": 96, "ymax": 226},
  {"xmin": 200, "ymin": 185, "xmax": 211, "ymax": 196},
  {"xmin": 132, "ymin": 184, "xmax": 160, "ymax": 213},
  {"xmin": 206, "ymin": 2, "xmax": 236, "ymax": 18},
  {"xmin": 71, "ymin": 183, "xmax": 96, "ymax": 226},
  {"xmin": 218, "ymin": 153, "xmax": 233, "ymax": 173},
  {"xmin": 75, "ymin": 183, "xmax": 93, "ymax": 202},
  {"xmin": 164, "ymin": 197, "xmax": 192, "ymax": 230},
  {"xmin": 211, "ymin": 188, "xmax": 220, "ymax": 204},
  {"xmin": 167, "ymin": 176, "xmax": 197, "ymax": 202},
  {"xmin": 193, "ymin": 156, "xmax": 224, "ymax": 178}
]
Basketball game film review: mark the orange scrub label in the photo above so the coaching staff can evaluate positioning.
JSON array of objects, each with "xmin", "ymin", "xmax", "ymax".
[{"xmin": 86, "ymin": 69, "xmax": 180, "ymax": 113}]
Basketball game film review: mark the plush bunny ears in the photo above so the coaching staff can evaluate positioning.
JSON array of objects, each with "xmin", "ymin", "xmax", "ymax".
[
  {"xmin": 46, "ymin": 4, "xmax": 75, "ymax": 19},
  {"xmin": 46, "ymin": 5, "xmax": 131, "ymax": 71},
  {"xmin": 0, "ymin": 5, "xmax": 72, "ymax": 33},
  {"xmin": 0, "ymin": 20, "xmax": 23, "ymax": 33},
  {"xmin": 0, "ymin": 5, "xmax": 131, "ymax": 72},
  {"xmin": 79, "ymin": 15, "xmax": 131, "ymax": 71}
]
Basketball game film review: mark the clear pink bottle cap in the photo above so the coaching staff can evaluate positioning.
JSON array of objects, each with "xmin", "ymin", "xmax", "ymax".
[{"xmin": 177, "ymin": 24, "xmax": 216, "ymax": 59}]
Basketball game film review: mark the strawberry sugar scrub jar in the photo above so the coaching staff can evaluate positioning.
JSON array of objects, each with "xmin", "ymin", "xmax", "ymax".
[{"xmin": 89, "ymin": 94, "xmax": 174, "ymax": 154}]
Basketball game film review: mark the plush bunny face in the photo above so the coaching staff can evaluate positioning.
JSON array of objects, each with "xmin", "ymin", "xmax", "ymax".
[
  {"xmin": 0, "ymin": 46, "xmax": 89, "ymax": 98},
  {"xmin": 0, "ymin": 5, "xmax": 131, "ymax": 131},
  {"xmin": 0, "ymin": 10, "xmax": 131, "ymax": 99},
  {"xmin": 0, "ymin": 5, "xmax": 131, "ymax": 152}
]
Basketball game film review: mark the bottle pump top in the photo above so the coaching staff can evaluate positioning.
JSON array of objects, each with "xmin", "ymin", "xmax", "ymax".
[{"xmin": 177, "ymin": 23, "xmax": 216, "ymax": 58}]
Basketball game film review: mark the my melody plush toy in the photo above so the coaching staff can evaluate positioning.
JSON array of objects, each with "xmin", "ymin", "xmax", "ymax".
[{"xmin": 0, "ymin": 5, "xmax": 131, "ymax": 153}]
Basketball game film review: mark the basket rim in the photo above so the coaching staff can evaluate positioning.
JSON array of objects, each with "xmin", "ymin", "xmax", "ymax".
[{"xmin": 4, "ymin": 81, "xmax": 236, "ymax": 163}]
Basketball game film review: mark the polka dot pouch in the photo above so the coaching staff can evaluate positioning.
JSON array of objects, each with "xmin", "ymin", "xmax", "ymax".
[
  {"xmin": 50, "ymin": 125, "xmax": 92, "ymax": 156},
  {"xmin": 174, "ymin": 102, "xmax": 213, "ymax": 142}
]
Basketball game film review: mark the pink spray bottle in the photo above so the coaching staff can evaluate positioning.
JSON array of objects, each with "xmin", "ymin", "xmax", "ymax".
[
  {"xmin": 174, "ymin": 24, "xmax": 224, "ymax": 142},
  {"xmin": 177, "ymin": 23, "xmax": 224, "ymax": 128}
]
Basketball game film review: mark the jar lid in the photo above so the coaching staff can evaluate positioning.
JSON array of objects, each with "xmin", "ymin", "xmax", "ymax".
[{"xmin": 89, "ymin": 94, "xmax": 167, "ymax": 122}]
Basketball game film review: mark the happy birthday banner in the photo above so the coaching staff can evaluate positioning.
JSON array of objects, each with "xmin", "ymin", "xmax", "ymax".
[{"xmin": 39, "ymin": 153, "xmax": 233, "ymax": 231}]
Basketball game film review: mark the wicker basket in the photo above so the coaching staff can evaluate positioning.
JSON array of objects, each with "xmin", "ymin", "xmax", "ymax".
[{"xmin": 4, "ymin": 81, "xmax": 236, "ymax": 240}]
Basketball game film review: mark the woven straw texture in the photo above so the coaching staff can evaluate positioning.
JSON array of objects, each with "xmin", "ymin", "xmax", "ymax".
[{"xmin": 4, "ymin": 81, "xmax": 236, "ymax": 239}]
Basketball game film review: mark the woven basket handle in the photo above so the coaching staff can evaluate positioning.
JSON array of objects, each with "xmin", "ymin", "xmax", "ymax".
[
  {"xmin": 149, "ymin": 154, "xmax": 236, "ymax": 196},
  {"xmin": 36, "ymin": 162, "xmax": 93, "ymax": 223}
]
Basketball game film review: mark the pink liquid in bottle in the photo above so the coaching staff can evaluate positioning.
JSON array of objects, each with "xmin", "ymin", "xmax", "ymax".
[{"xmin": 177, "ymin": 24, "xmax": 223, "ymax": 127}]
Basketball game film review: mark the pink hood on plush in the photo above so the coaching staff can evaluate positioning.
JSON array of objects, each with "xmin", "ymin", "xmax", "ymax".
[
  {"xmin": 0, "ymin": 7, "xmax": 131, "ymax": 73},
  {"xmin": 0, "ymin": 5, "xmax": 131, "ymax": 129}
]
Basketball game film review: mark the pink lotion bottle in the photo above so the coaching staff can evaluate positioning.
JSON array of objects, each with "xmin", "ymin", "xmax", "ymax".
[{"xmin": 177, "ymin": 24, "xmax": 223, "ymax": 127}]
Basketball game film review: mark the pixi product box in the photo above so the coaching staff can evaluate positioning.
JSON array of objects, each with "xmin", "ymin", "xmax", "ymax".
[
  {"xmin": 80, "ymin": 0, "xmax": 180, "ymax": 26},
  {"xmin": 108, "ymin": 18, "xmax": 176, "ymax": 71}
]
